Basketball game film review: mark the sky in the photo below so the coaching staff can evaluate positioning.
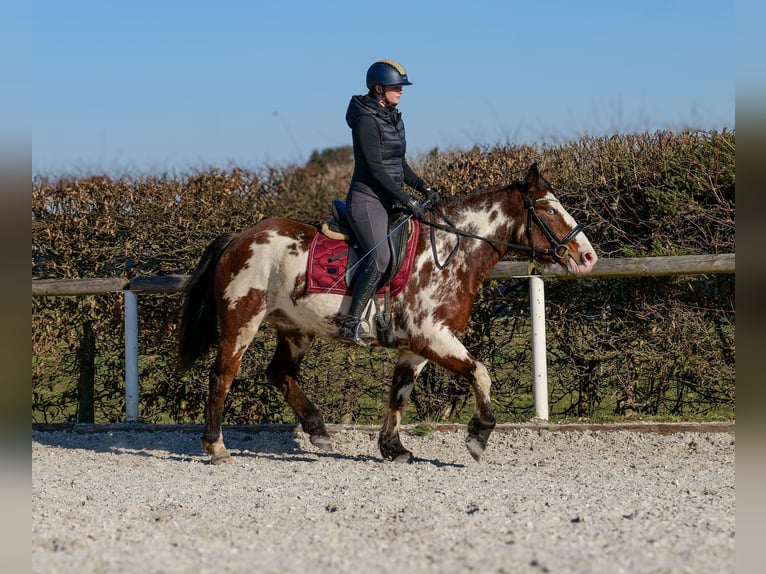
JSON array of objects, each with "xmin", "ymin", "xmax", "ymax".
[{"xmin": 31, "ymin": 0, "xmax": 736, "ymax": 177}]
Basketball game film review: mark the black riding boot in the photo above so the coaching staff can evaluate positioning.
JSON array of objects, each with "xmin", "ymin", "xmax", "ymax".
[{"xmin": 339, "ymin": 259, "xmax": 384, "ymax": 346}]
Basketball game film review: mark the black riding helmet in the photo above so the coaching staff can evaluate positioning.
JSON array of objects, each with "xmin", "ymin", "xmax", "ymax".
[{"xmin": 365, "ymin": 59, "xmax": 413, "ymax": 89}]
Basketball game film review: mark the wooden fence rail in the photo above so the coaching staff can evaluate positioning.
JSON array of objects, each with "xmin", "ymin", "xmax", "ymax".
[
  {"xmin": 31, "ymin": 253, "xmax": 735, "ymax": 422},
  {"xmin": 32, "ymin": 253, "xmax": 736, "ymax": 297}
]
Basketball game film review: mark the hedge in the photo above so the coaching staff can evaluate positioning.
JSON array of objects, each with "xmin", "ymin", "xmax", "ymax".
[{"xmin": 32, "ymin": 130, "xmax": 735, "ymax": 424}]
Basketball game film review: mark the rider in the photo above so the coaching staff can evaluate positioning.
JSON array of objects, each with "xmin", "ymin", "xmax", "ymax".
[{"xmin": 339, "ymin": 59, "xmax": 442, "ymax": 345}]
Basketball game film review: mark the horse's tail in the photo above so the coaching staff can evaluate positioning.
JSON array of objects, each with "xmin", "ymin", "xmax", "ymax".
[{"xmin": 178, "ymin": 232, "xmax": 237, "ymax": 371}]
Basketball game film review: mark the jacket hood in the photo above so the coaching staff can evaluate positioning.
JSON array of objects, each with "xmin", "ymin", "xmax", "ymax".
[{"xmin": 346, "ymin": 94, "xmax": 399, "ymax": 129}]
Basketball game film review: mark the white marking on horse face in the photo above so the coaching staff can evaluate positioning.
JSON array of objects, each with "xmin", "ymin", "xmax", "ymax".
[
  {"xmin": 544, "ymin": 191, "xmax": 581, "ymax": 235},
  {"xmin": 568, "ymin": 234, "xmax": 597, "ymax": 273},
  {"xmin": 541, "ymin": 191, "xmax": 598, "ymax": 274}
]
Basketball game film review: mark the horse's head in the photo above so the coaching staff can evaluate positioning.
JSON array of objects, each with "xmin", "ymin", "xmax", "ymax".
[{"xmin": 519, "ymin": 163, "xmax": 597, "ymax": 274}]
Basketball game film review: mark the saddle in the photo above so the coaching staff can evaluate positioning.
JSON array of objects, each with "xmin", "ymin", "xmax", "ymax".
[{"xmin": 307, "ymin": 200, "xmax": 419, "ymax": 346}]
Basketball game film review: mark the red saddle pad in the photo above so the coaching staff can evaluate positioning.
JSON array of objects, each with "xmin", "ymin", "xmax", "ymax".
[{"xmin": 306, "ymin": 221, "xmax": 419, "ymax": 296}]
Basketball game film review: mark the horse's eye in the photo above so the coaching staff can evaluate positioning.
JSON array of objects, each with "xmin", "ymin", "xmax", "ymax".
[{"xmin": 545, "ymin": 209, "xmax": 556, "ymax": 216}]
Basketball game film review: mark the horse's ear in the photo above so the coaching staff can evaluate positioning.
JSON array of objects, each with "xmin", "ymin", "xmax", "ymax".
[{"xmin": 525, "ymin": 163, "xmax": 540, "ymax": 188}]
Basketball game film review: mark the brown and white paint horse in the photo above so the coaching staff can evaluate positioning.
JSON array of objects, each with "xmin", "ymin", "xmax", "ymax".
[{"xmin": 179, "ymin": 163, "xmax": 597, "ymax": 464}]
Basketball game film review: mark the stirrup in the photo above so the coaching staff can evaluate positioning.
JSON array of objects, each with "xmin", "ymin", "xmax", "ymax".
[{"xmin": 338, "ymin": 319, "xmax": 368, "ymax": 347}]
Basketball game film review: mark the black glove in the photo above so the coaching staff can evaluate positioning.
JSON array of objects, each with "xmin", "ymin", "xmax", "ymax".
[
  {"xmin": 423, "ymin": 187, "xmax": 443, "ymax": 206},
  {"xmin": 404, "ymin": 197, "xmax": 426, "ymax": 220}
]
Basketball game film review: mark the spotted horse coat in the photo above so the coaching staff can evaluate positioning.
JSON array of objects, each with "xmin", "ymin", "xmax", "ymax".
[{"xmin": 178, "ymin": 163, "xmax": 598, "ymax": 464}]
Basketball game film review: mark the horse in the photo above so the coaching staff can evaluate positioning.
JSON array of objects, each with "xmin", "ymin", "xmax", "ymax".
[{"xmin": 178, "ymin": 163, "xmax": 597, "ymax": 464}]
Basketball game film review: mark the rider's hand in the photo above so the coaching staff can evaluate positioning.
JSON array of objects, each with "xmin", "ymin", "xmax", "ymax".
[
  {"xmin": 405, "ymin": 198, "xmax": 426, "ymax": 220},
  {"xmin": 423, "ymin": 187, "xmax": 443, "ymax": 206}
]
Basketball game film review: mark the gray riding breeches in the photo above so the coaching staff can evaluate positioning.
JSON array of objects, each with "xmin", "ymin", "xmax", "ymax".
[{"xmin": 346, "ymin": 191, "xmax": 392, "ymax": 274}]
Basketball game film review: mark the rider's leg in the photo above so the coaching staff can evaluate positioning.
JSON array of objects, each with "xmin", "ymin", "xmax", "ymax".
[
  {"xmin": 340, "ymin": 194, "xmax": 390, "ymax": 345},
  {"xmin": 338, "ymin": 257, "xmax": 384, "ymax": 345}
]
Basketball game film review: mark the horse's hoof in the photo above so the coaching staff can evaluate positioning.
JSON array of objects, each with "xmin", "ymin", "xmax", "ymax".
[
  {"xmin": 465, "ymin": 437, "xmax": 484, "ymax": 462},
  {"xmin": 310, "ymin": 434, "xmax": 333, "ymax": 452},
  {"xmin": 379, "ymin": 434, "xmax": 413, "ymax": 463},
  {"xmin": 210, "ymin": 452, "xmax": 233, "ymax": 465},
  {"xmin": 393, "ymin": 451, "xmax": 414, "ymax": 464}
]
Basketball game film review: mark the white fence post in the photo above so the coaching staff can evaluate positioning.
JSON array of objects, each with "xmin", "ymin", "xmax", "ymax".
[
  {"xmin": 529, "ymin": 275, "xmax": 549, "ymax": 420},
  {"xmin": 124, "ymin": 290, "xmax": 139, "ymax": 422}
]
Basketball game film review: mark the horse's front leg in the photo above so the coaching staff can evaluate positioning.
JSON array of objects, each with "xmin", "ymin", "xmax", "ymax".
[
  {"xmin": 426, "ymin": 345, "xmax": 497, "ymax": 462},
  {"xmin": 461, "ymin": 360, "xmax": 496, "ymax": 461},
  {"xmin": 379, "ymin": 352, "xmax": 428, "ymax": 462}
]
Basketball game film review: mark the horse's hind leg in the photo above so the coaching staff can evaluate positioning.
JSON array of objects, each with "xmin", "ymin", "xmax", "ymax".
[
  {"xmin": 378, "ymin": 352, "xmax": 428, "ymax": 463},
  {"xmin": 266, "ymin": 330, "xmax": 332, "ymax": 451},
  {"xmin": 203, "ymin": 301, "xmax": 266, "ymax": 464},
  {"xmin": 203, "ymin": 344, "xmax": 247, "ymax": 465}
]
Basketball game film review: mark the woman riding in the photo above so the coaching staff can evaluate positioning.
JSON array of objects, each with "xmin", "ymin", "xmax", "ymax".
[{"xmin": 339, "ymin": 59, "xmax": 441, "ymax": 345}]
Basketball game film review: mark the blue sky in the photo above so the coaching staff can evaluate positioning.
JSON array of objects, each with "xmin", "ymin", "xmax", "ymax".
[{"xmin": 32, "ymin": 0, "xmax": 735, "ymax": 176}]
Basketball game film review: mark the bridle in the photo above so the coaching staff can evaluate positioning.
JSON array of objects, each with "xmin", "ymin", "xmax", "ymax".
[
  {"xmin": 420, "ymin": 184, "xmax": 584, "ymax": 270},
  {"xmin": 520, "ymin": 191, "xmax": 584, "ymax": 260}
]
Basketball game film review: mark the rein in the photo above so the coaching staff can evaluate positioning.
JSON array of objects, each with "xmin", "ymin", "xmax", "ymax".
[{"xmin": 422, "ymin": 186, "xmax": 584, "ymax": 269}]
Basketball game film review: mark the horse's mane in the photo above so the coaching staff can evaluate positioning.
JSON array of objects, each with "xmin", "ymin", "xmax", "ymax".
[{"xmin": 436, "ymin": 181, "xmax": 521, "ymax": 208}]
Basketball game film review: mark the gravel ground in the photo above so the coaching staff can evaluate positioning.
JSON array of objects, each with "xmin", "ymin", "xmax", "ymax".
[{"xmin": 32, "ymin": 425, "xmax": 735, "ymax": 574}]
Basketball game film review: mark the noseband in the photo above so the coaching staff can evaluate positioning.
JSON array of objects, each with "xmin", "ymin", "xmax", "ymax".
[
  {"xmin": 520, "ymin": 191, "xmax": 584, "ymax": 261},
  {"xmin": 423, "ymin": 184, "xmax": 584, "ymax": 269}
]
